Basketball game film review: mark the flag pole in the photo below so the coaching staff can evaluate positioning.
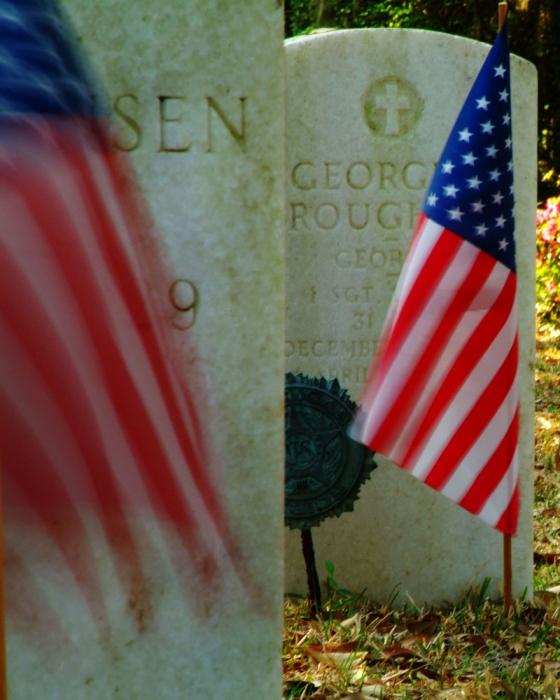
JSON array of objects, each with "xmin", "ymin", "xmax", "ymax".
[
  {"xmin": 0, "ymin": 455, "xmax": 7, "ymax": 699},
  {"xmin": 498, "ymin": 2, "xmax": 508, "ymax": 33},
  {"xmin": 497, "ymin": 0, "xmax": 513, "ymax": 615}
]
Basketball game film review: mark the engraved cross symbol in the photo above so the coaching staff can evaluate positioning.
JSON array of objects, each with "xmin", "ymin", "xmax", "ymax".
[{"xmin": 375, "ymin": 82, "xmax": 411, "ymax": 136}]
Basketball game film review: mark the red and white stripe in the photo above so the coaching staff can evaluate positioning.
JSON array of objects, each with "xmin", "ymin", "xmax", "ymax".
[
  {"xmin": 357, "ymin": 215, "xmax": 519, "ymax": 534},
  {"xmin": 0, "ymin": 119, "xmax": 241, "ymax": 632}
]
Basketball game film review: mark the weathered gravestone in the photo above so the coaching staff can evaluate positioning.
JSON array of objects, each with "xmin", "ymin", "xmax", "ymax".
[
  {"xmin": 6, "ymin": 2, "xmax": 285, "ymax": 699},
  {"xmin": 285, "ymin": 29, "xmax": 537, "ymax": 605}
]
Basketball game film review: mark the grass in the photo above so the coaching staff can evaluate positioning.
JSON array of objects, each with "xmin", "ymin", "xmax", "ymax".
[{"xmin": 283, "ymin": 331, "xmax": 560, "ymax": 699}]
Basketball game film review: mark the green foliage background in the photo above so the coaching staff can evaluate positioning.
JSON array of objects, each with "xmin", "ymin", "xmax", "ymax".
[{"xmin": 284, "ymin": 0, "xmax": 560, "ymax": 204}]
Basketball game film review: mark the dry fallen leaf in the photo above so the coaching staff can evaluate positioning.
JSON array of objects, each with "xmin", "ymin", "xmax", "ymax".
[
  {"xmin": 360, "ymin": 683, "xmax": 386, "ymax": 698},
  {"xmin": 305, "ymin": 642, "xmax": 369, "ymax": 668},
  {"xmin": 533, "ymin": 591, "xmax": 556, "ymax": 607},
  {"xmin": 517, "ymin": 621, "xmax": 535, "ymax": 635},
  {"xmin": 468, "ymin": 633, "xmax": 489, "ymax": 654},
  {"xmin": 542, "ymin": 659, "xmax": 560, "ymax": 671},
  {"xmin": 404, "ymin": 613, "xmax": 441, "ymax": 637},
  {"xmin": 400, "ymin": 634, "xmax": 432, "ymax": 650},
  {"xmin": 367, "ymin": 612, "xmax": 396, "ymax": 634},
  {"xmin": 378, "ymin": 644, "xmax": 415, "ymax": 661},
  {"xmin": 534, "ymin": 551, "xmax": 560, "ymax": 566},
  {"xmin": 538, "ymin": 416, "xmax": 552, "ymax": 429},
  {"xmin": 340, "ymin": 614, "xmax": 359, "ymax": 629}
]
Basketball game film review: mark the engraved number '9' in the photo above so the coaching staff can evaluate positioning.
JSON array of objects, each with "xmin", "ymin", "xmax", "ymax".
[{"xmin": 169, "ymin": 279, "xmax": 198, "ymax": 330}]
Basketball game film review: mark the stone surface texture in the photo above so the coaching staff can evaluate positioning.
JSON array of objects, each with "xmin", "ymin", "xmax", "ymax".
[
  {"xmin": 7, "ymin": 2, "xmax": 285, "ymax": 699},
  {"xmin": 285, "ymin": 29, "xmax": 536, "ymax": 605}
]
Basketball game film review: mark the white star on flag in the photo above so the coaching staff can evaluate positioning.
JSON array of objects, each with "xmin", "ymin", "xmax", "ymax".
[
  {"xmin": 471, "ymin": 200, "xmax": 485, "ymax": 212},
  {"xmin": 447, "ymin": 207, "xmax": 463, "ymax": 220},
  {"xmin": 443, "ymin": 183, "xmax": 459, "ymax": 197},
  {"xmin": 475, "ymin": 223, "xmax": 489, "ymax": 236},
  {"xmin": 427, "ymin": 193, "xmax": 438, "ymax": 206},
  {"xmin": 493, "ymin": 191, "xmax": 505, "ymax": 204},
  {"xmin": 442, "ymin": 160, "xmax": 455, "ymax": 173}
]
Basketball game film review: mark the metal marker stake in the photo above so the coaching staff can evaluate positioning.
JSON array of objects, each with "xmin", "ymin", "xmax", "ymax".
[{"xmin": 301, "ymin": 529, "xmax": 322, "ymax": 617}]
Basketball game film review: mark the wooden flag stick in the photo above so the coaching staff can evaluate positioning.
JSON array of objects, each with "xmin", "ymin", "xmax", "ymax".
[
  {"xmin": 0, "ymin": 459, "xmax": 7, "ymax": 699},
  {"xmin": 498, "ymin": 0, "xmax": 512, "ymax": 615},
  {"xmin": 497, "ymin": 1, "xmax": 513, "ymax": 616},
  {"xmin": 498, "ymin": 2, "xmax": 508, "ymax": 32}
]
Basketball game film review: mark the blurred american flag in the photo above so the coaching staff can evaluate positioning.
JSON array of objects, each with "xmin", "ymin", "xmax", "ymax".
[{"xmin": 0, "ymin": 0, "xmax": 237, "ymax": 641}]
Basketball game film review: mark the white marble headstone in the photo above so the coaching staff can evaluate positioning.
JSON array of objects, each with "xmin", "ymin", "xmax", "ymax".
[
  {"xmin": 285, "ymin": 29, "xmax": 536, "ymax": 605},
  {"xmin": 6, "ymin": 2, "xmax": 285, "ymax": 698}
]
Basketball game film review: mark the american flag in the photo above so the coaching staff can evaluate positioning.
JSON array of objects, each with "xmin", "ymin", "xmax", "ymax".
[
  {"xmin": 355, "ymin": 22, "xmax": 519, "ymax": 534},
  {"xmin": 0, "ymin": 0, "xmax": 237, "ymax": 642}
]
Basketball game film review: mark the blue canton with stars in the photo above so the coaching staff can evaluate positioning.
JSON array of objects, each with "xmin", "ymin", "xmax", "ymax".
[
  {"xmin": 0, "ymin": 0, "xmax": 101, "ymax": 116},
  {"xmin": 423, "ymin": 23, "xmax": 515, "ymax": 273}
]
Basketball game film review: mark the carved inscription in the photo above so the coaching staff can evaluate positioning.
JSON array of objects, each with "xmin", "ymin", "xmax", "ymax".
[
  {"xmin": 363, "ymin": 77, "xmax": 423, "ymax": 137},
  {"xmin": 207, "ymin": 96, "xmax": 246, "ymax": 152},
  {"xmin": 285, "ymin": 338, "xmax": 378, "ymax": 360},
  {"xmin": 286, "ymin": 156, "xmax": 429, "ymax": 396},
  {"xmin": 158, "ymin": 96, "xmax": 190, "ymax": 152},
  {"xmin": 169, "ymin": 279, "xmax": 198, "ymax": 330},
  {"xmin": 113, "ymin": 94, "xmax": 142, "ymax": 151},
  {"xmin": 289, "ymin": 160, "xmax": 430, "ymax": 232},
  {"xmin": 285, "ymin": 339, "xmax": 379, "ymax": 390},
  {"xmin": 112, "ymin": 94, "xmax": 246, "ymax": 153},
  {"xmin": 288, "ymin": 158, "xmax": 431, "ymax": 284}
]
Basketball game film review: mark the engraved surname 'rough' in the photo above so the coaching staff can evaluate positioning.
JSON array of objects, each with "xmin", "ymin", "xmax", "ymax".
[{"xmin": 289, "ymin": 200, "xmax": 419, "ymax": 232}]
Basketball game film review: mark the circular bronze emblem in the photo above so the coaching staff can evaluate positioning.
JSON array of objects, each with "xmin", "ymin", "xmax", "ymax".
[{"xmin": 285, "ymin": 373, "xmax": 377, "ymax": 530}]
